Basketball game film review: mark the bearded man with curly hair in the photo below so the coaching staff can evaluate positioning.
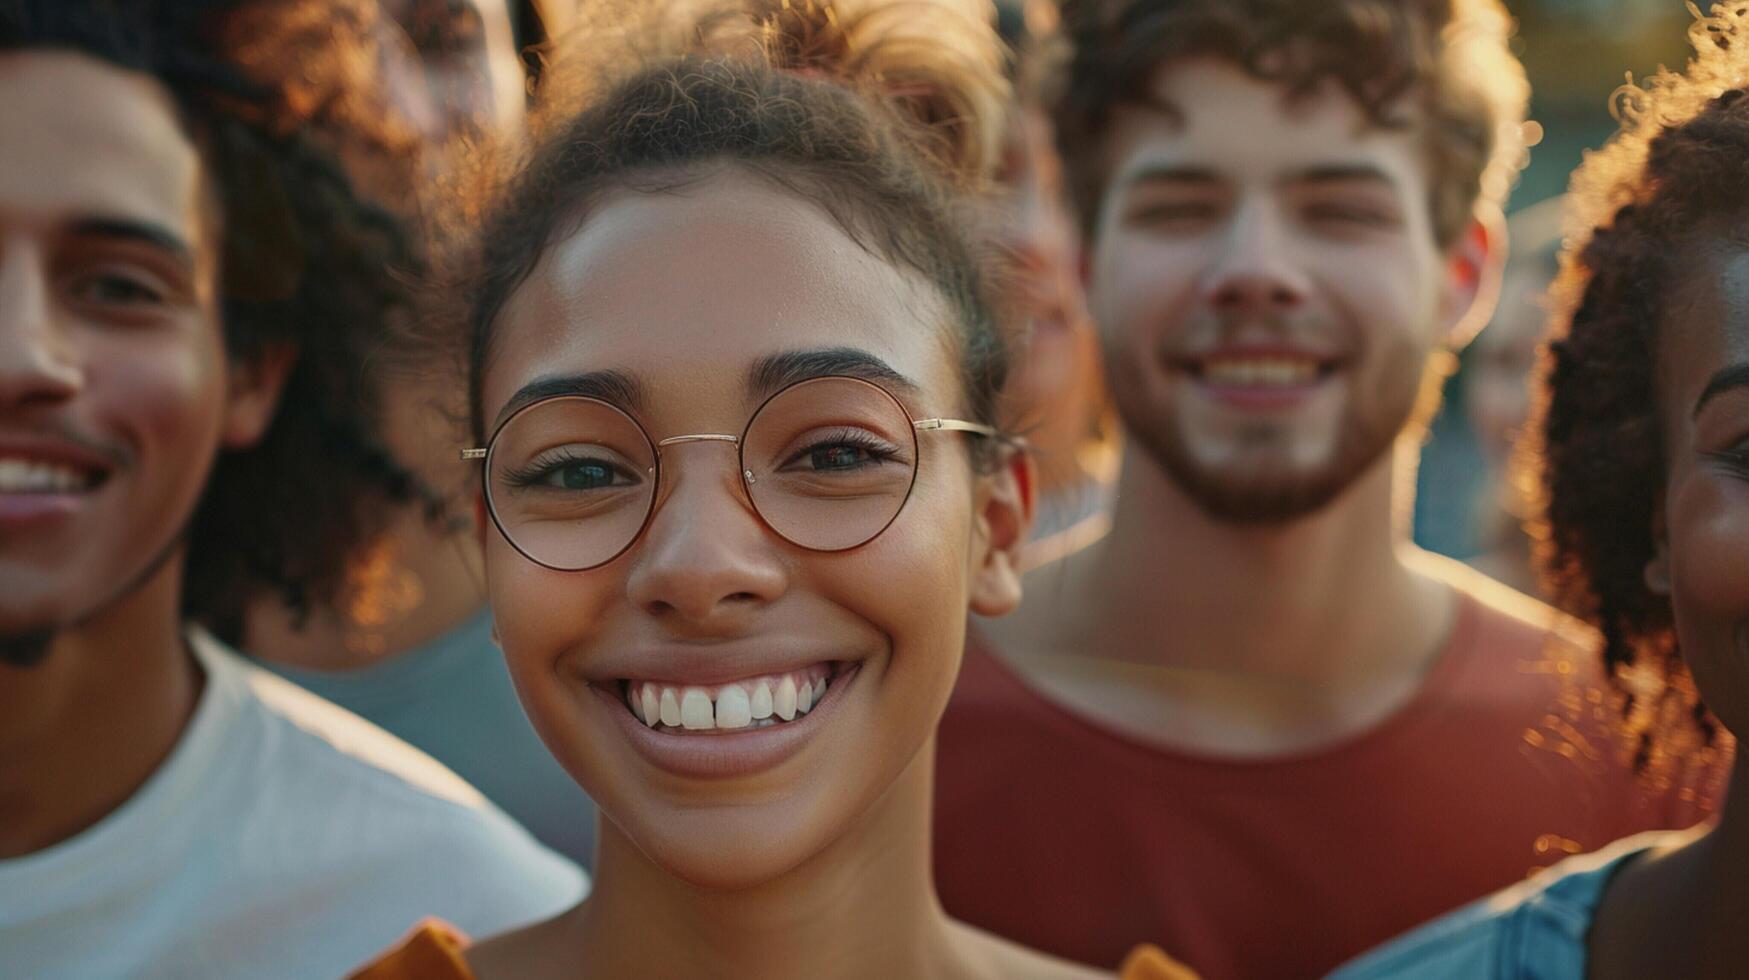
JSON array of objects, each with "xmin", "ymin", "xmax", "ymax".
[{"xmin": 933, "ymin": 1, "xmax": 1719, "ymax": 976}]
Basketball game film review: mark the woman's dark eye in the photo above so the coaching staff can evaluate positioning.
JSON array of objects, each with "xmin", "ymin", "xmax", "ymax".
[
  {"xmin": 810, "ymin": 444, "xmax": 876, "ymax": 470},
  {"xmin": 1710, "ymin": 446, "xmax": 1749, "ymax": 474},
  {"xmin": 549, "ymin": 460, "xmax": 620, "ymax": 489}
]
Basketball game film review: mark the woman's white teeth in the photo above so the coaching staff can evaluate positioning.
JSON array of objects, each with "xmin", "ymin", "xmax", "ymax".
[
  {"xmin": 716, "ymin": 686, "xmax": 753, "ymax": 729},
  {"xmin": 680, "ymin": 689, "xmax": 714, "ymax": 730},
  {"xmin": 629, "ymin": 672, "xmax": 830, "ymax": 732},
  {"xmin": 775, "ymin": 676, "xmax": 798, "ymax": 721}
]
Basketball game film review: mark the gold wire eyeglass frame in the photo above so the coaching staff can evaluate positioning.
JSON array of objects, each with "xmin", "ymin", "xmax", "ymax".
[{"xmin": 460, "ymin": 374, "xmax": 1001, "ymax": 571}]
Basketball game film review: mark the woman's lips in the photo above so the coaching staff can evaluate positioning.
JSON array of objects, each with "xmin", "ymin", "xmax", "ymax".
[{"xmin": 594, "ymin": 662, "xmax": 860, "ymax": 780}]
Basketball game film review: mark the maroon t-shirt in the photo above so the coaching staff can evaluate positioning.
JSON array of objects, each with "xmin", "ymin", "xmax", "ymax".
[{"xmin": 933, "ymin": 577, "xmax": 1724, "ymax": 979}]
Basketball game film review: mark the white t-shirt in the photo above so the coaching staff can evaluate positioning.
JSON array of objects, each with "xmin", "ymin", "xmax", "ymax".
[{"xmin": 0, "ymin": 631, "xmax": 587, "ymax": 979}]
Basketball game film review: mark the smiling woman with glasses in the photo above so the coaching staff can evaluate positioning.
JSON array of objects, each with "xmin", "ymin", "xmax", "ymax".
[{"xmin": 351, "ymin": 1, "xmax": 1186, "ymax": 978}]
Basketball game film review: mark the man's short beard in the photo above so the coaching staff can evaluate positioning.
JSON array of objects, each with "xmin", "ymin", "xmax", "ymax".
[
  {"xmin": 0, "ymin": 631, "xmax": 56, "ymax": 669},
  {"xmin": 1132, "ymin": 414, "xmax": 1396, "ymax": 523},
  {"xmin": 1109, "ymin": 347, "xmax": 1438, "ymax": 526}
]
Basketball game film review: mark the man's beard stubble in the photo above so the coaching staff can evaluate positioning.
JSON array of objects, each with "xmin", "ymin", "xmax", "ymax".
[{"xmin": 1109, "ymin": 343, "xmax": 1437, "ymax": 525}]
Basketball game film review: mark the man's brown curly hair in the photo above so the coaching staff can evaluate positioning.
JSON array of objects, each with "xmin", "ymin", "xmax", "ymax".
[
  {"xmin": 1532, "ymin": 4, "xmax": 1749, "ymax": 767},
  {"xmin": 1049, "ymin": 0, "xmax": 1530, "ymax": 246}
]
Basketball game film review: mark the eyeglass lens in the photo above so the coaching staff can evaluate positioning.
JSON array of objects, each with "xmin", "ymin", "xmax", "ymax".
[{"xmin": 483, "ymin": 377, "xmax": 921, "ymax": 570}]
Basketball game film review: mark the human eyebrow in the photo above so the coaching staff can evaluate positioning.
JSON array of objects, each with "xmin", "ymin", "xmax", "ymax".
[
  {"xmin": 1117, "ymin": 164, "xmax": 1222, "ymax": 191},
  {"xmin": 495, "ymin": 369, "xmax": 647, "ymax": 429},
  {"xmin": 1287, "ymin": 165, "xmax": 1400, "ymax": 192},
  {"xmin": 66, "ymin": 217, "xmax": 196, "ymax": 270},
  {"xmin": 1693, "ymin": 362, "xmax": 1749, "ymax": 418},
  {"xmin": 746, "ymin": 347, "xmax": 922, "ymax": 401}
]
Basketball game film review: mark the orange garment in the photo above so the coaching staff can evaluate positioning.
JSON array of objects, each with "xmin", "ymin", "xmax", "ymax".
[
  {"xmin": 351, "ymin": 922, "xmax": 1195, "ymax": 978},
  {"xmin": 933, "ymin": 571, "xmax": 1727, "ymax": 980},
  {"xmin": 350, "ymin": 921, "xmax": 469, "ymax": 980}
]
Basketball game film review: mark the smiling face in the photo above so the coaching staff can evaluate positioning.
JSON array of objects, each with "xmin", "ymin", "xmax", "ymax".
[
  {"xmin": 1086, "ymin": 59, "xmax": 1473, "ymax": 522},
  {"xmin": 0, "ymin": 53, "xmax": 275, "ymax": 663},
  {"xmin": 478, "ymin": 168, "xmax": 1025, "ymax": 888},
  {"xmin": 1648, "ymin": 240, "xmax": 1749, "ymax": 739}
]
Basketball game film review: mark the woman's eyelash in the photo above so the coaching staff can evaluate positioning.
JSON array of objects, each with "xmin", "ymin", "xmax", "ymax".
[
  {"xmin": 503, "ymin": 449, "xmax": 613, "ymax": 487},
  {"xmin": 796, "ymin": 429, "xmax": 895, "ymax": 454}
]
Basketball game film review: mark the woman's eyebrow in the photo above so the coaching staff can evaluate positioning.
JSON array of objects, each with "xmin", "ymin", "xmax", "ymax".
[
  {"xmin": 1693, "ymin": 361, "xmax": 1749, "ymax": 418},
  {"xmin": 746, "ymin": 347, "xmax": 921, "ymax": 400},
  {"xmin": 497, "ymin": 369, "xmax": 647, "ymax": 427}
]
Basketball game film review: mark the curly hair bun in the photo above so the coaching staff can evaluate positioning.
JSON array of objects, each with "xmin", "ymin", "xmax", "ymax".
[
  {"xmin": 749, "ymin": 0, "xmax": 1010, "ymax": 181},
  {"xmin": 539, "ymin": 0, "xmax": 1010, "ymax": 183}
]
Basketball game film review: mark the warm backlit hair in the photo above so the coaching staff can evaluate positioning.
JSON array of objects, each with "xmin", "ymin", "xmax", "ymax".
[
  {"xmin": 1533, "ymin": 3, "xmax": 1749, "ymax": 764},
  {"xmin": 431, "ymin": 0, "xmax": 1016, "ymax": 455},
  {"xmin": 1050, "ymin": 0, "xmax": 1531, "ymax": 245}
]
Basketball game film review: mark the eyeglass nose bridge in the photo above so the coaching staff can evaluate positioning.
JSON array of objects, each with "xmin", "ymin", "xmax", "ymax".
[{"xmin": 652, "ymin": 432, "xmax": 759, "ymax": 485}]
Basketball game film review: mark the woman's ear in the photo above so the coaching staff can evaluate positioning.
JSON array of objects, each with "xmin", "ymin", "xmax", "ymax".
[
  {"xmin": 968, "ymin": 448, "xmax": 1037, "ymax": 618},
  {"xmin": 1644, "ymin": 493, "xmax": 1672, "ymax": 596}
]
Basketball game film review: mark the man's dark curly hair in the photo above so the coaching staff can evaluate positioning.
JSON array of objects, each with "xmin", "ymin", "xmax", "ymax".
[
  {"xmin": 1049, "ymin": 0, "xmax": 1529, "ymax": 244},
  {"xmin": 0, "ymin": 0, "xmax": 419, "ymax": 641},
  {"xmin": 1532, "ymin": 4, "xmax": 1749, "ymax": 767}
]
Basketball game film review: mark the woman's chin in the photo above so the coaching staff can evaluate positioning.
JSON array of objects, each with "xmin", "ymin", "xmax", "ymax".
[{"xmin": 625, "ymin": 805, "xmax": 838, "ymax": 891}]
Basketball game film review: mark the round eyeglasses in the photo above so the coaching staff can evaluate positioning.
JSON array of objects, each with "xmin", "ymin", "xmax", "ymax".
[{"xmin": 463, "ymin": 375, "xmax": 1002, "ymax": 572}]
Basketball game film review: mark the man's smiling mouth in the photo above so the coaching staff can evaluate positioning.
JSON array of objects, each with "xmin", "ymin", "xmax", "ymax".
[{"xmin": 0, "ymin": 455, "xmax": 109, "ymax": 493}]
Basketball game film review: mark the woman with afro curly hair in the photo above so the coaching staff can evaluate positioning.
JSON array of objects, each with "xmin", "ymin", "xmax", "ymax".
[{"xmin": 1333, "ymin": 4, "xmax": 1749, "ymax": 978}]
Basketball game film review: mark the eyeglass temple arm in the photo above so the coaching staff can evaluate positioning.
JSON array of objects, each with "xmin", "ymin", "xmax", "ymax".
[
  {"xmin": 913, "ymin": 418, "xmax": 1029, "ymax": 452},
  {"xmin": 913, "ymin": 417, "xmax": 994, "ymax": 436},
  {"xmin": 461, "ymin": 448, "xmax": 487, "ymax": 460}
]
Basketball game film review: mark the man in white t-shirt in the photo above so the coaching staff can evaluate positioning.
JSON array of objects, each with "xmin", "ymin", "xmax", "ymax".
[{"xmin": 0, "ymin": 2, "xmax": 583, "ymax": 977}]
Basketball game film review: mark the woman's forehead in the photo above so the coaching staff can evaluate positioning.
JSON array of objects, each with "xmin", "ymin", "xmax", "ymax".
[{"xmin": 484, "ymin": 171, "xmax": 960, "ymax": 419}]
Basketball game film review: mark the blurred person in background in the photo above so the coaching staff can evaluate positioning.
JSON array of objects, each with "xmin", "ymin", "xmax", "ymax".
[
  {"xmin": 240, "ymin": 0, "xmax": 602, "ymax": 869},
  {"xmin": 1463, "ymin": 195, "xmax": 1565, "ymax": 598},
  {"xmin": 988, "ymin": 0, "xmax": 1116, "ymax": 567},
  {"xmin": 932, "ymin": 1, "xmax": 1716, "ymax": 977},
  {"xmin": 0, "ymin": 1, "xmax": 581, "ymax": 977},
  {"xmin": 1336, "ymin": 8, "xmax": 1749, "ymax": 975}
]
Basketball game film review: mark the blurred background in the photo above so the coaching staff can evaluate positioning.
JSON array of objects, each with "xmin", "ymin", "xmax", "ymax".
[{"xmin": 1412, "ymin": 0, "xmax": 1697, "ymax": 586}]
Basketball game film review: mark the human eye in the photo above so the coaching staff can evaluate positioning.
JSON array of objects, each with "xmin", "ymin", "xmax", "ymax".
[
  {"xmin": 67, "ymin": 267, "xmax": 171, "ymax": 309},
  {"xmin": 1123, "ymin": 197, "xmax": 1222, "ymax": 231},
  {"xmin": 506, "ymin": 448, "xmax": 640, "ymax": 491},
  {"xmin": 1301, "ymin": 196, "xmax": 1402, "ymax": 232},
  {"xmin": 1705, "ymin": 440, "xmax": 1749, "ymax": 475},
  {"xmin": 786, "ymin": 428, "xmax": 902, "ymax": 473}
]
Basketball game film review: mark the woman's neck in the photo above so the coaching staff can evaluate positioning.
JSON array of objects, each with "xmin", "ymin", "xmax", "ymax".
[
  {"xmin": 1592, "ymin": 743, "xmax": 1749, "ymax": 980},
  {"xmin": 495, "ymin": 744, "xmax": 977, "ymax": 979}
]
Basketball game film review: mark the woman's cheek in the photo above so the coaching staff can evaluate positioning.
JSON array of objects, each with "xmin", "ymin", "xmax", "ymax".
[
  {"xmin": 1668, "ymin": 471, "xmax": 1749, "ymax": 731},
  {"xmin": 485, "ymin": 538, "xmax": 613, "ymax": 677}
]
